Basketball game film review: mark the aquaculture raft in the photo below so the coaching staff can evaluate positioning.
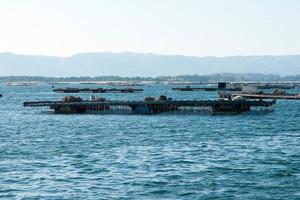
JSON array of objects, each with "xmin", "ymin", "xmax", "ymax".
[
  {"xmin": 220, "ymin": 93, "xmax": 300, "ymax": 100},
  {"xmin": 172, "ymin": 87, "xmax": 241, "ymax": 92},
  {"xmin": 23, "ymin": 98, "xmax": 276, "ymax": 115},
  {"xmin": 172, "ymin": 82, "xmax": 241, "ymax": 92},
  {"xmin": 53, "ymin": 87, "xmax": 143, "ymax": 93}
]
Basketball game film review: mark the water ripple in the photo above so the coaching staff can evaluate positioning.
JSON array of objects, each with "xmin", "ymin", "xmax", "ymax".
[{"xmin": 0, "ymin": 85, "xmax": 299, "ymax": 199}]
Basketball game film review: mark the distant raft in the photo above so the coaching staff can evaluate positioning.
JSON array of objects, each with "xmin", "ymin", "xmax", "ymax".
[
  {"xmin": 23, "ymin": 95, "xmax": 276, "ymax": 115},
  {"xmin": 53, "ymin": 87, "xmax": 143, "ymax": 93},
  {"xmin": 172, "ymin": 86, "xmax": 241, "ymax": 92},
  {"xmin": 220, "ymin": 90, "xmax": 300, "ymax": 100},
  {"xmin": 172, "ymin": 82, "xmax": 241, "ymax": 92},
  {"xmin": 254, "ymin": 83, "xmax": 297, "ymax": 90}
]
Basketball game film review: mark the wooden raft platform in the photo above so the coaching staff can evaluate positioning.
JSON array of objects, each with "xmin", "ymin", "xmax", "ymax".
[
  {"xmin": 23, "ymin": 99, "xmax": 276, "ymax": 115},
  {"xmin": 53, "ymin": 87, "xmax": 143, "ymax": 93},
  {"xmin": 172, "ymin": 87, "xmax": 241, "ymax": 92},
  {"xmin": 220, "ymin": 93, "xmax": 300, "ymax": 100}
]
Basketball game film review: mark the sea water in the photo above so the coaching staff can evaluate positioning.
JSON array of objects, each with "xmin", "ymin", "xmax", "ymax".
[{"xmin": 0, "ymin": 84, "xmax": 299, "ymax": 199}]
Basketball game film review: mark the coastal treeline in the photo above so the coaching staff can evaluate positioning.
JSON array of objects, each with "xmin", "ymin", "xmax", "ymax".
[{"xmin": 0, "ymin": 73, "xmax": 299, "ymax": 82}]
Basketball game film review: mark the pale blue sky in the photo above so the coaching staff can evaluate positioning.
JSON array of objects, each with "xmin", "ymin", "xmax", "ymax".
[{"xmin": 0, "ymin": 0, "xmax": 300, "ymax": 57}]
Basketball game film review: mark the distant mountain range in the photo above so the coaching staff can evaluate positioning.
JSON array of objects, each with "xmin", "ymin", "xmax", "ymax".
[{"xmin": 0, "ymin": 52, "xmax": 300, "ymax": 77}]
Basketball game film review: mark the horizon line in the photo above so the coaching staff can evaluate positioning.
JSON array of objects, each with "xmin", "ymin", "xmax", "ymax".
[
  {"xmin": 0, "ymin": 73, "xmax": 299, "ymax": 79},
  {"xmin": 1, "ymin": 51, "xmax": 300, "ymax": 59}
]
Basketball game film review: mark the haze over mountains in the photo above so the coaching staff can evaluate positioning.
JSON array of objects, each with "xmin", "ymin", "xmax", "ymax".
[{"xmin": 0, "ymin": 52, "xmax": 299, "ymax": 77}]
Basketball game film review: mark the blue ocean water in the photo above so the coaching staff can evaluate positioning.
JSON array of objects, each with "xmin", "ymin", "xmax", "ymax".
[{"xmin": 0, "ymin": 84, "xmax": 299, "ymax": 199}]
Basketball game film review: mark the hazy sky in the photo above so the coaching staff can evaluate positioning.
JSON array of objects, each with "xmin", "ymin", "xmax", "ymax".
[{"xmin": 0, "ymin": 0, "xmax": 300, "ymax": 57}]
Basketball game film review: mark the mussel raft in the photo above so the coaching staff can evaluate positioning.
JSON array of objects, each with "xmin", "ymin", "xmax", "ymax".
[
  {"xmin": 23, "ymin": 95, "xmax": 276, "ymax": 115},
  {"xmin": 53, "ymin": 87, "xmax": 143, "ymax": 93}
]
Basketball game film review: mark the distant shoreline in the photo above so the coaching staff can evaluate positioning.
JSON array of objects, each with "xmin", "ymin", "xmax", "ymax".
[{"xmin": 0, "ymin": 73, "xmax": 299, "ymax": 82}]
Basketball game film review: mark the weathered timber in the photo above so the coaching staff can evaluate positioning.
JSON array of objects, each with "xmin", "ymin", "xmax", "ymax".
[
  {"xmin": 53, "ymin": 87, "xmax": 143, "ymax": 93},
  {"xmin": 256, "ymin": 84, "xmax": 296, "ymax": 90},
  {"xmin": 23, "ymin": 98, "xmax": 275, "ymax": 115},
  {"xmin": 172, "ymin": 87, "xmax": 241, "ymax": 91},
  {"xmin": 220, "ymin": 93, "xmax": 300, "ymax": 100}
]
